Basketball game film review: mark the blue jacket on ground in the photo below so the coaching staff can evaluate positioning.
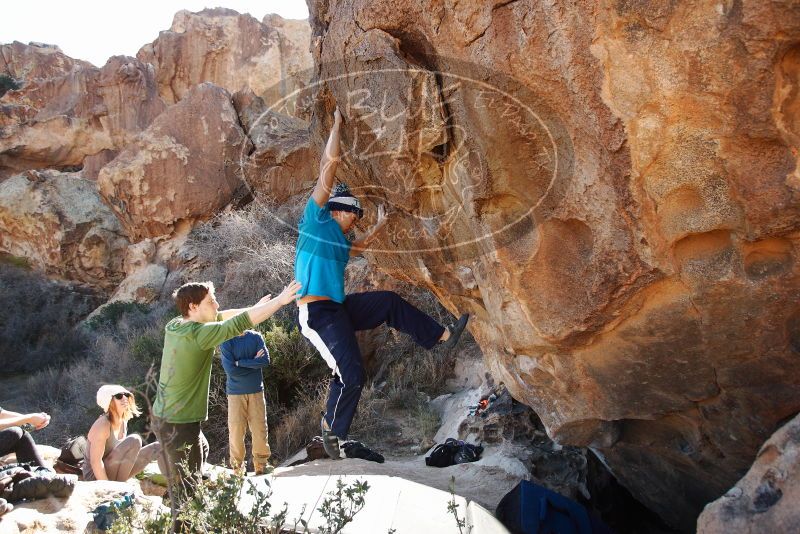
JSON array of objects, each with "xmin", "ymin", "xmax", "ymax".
[{"xmin": 220, "ymin": 330, "xmax": 270, "ymax": 395}]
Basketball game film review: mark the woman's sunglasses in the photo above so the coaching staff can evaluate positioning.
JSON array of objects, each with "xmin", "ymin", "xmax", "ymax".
[{"xmin": 113, "ymin": 392, "xmax": 132, "ymax": 400}]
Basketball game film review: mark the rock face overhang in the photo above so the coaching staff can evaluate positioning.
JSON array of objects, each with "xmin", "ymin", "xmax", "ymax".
[{"xmin": 305, "ymin": 0, "xmax": 800, "ymax": 529}]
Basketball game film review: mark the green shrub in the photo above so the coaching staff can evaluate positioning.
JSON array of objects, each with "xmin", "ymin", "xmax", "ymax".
[
  {"xmin": 258, "ymin": 320, "xmax": 329, "ymax": 407},
  {"xmin": 0, "ymin": 253, "xmax": 30, "ymax": 269},
  {"xmin": 129, "ymin": 327, "xmax": 165, "ymax": 365},
  {"xmin": 0, "ymin": 74, "xmax": 20, "ymax": 98},
  {"xmin": 110, "ymin": 468, "xmax": 369, "ymax": 534},
  {"xmin": 86, "ymin": 301, "xmax": 150, "ymax": 331},
  {"xmin": 317, "ymin": 478, "xmax": 370, "ymax": 534}
]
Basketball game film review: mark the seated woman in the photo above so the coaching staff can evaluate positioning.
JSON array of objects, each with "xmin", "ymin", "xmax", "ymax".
[
  {"xmin": 84, "ymin": 385, "xmax": 162, "ymax": 482},
  {"xmin": 0, "ymin": 407, "xmax": 49, "ymax": 467}
]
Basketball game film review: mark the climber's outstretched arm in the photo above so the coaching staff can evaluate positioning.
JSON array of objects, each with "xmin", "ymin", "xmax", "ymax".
[{"xmin": 312, "ymin": 108, "xmax": 342, "ymax": 207}]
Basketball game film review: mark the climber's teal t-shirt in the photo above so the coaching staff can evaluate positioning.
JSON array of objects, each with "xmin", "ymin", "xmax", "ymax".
[{"xmin": 295, "ymin": 198, "xmax": 351, "ymax": 303}]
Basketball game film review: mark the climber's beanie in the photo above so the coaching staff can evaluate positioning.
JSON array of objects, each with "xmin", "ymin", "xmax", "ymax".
[{"xmin": 327, "ymin": 182, "xmax": 363, "ymax": 219}]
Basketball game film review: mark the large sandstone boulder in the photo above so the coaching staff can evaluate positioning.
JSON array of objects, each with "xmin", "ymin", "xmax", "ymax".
[
  {"xmin": 0, "ymin": 170, "xmax": 128, "ymax": 290},
  {"xmin": 1, "ymin": 41, "xmax": 91, "ymax": 84},
  {"xmin": 104, "ymin": 233, "xmax": 194, "ymax": 306},
  {"xmin": 0, "ymin": 55, "xmax": 166, "ymax": 179},
  {"xmin": 307, "ymin": 0, "xmax": 800, "ymax": 529},
  {"xmin": 97, "ymin": 82, "xmax": 252, "ymax": 241},
  {"xmin": 697, "ymin": 412, "xmax": 800, "ymax": 533},
  {"xmin": 234, "ymin": 90, "xmax": 316, "ymax": 203},
  {"xmin": 137, "ymin": 9, "xmax": 313, "ymax": 109}
]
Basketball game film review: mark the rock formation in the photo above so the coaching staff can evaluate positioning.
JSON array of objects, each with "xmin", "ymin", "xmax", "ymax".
[
  {"xmin": 137, "ymin": 9, "xmax": 313, "ymax": 110},
  {"xmin": 0, "ymin": 53, "xmax": 166, "ymax": 179},
  {"xmin": 0, "ymin": 10, "xmax": 315, "ymax": 300},
  {"xmin": 97, "ymin": 82, "xmax": 252, "ymax": 241},
  {"xmin": 234, "ymin": 89, "xmax": 316, "ymax": 203},
  {"xmin": 697, "ymin": 412, "xmax": 800, "ymax": 533},
  {"xmin": 1, "ymin": 41, "xmax": 91, "ymax": 84},
  {"xmin": 305, "ymin": 0, "xmax": 800, "ymax": 529},
  {"xmin": 1, "ymin": 3, "xmax": 798, "ymax": 529},
  {"xmin": 0, "ymin": 170, "xmax": 128, "ymax": 290}
]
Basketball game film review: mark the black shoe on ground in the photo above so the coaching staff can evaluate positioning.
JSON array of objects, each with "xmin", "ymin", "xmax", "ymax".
[
  {"xmin": 320, "ymin": 414, "xmax": 341, "ymax": 460},
  {"xmin": 342, "ymin": 441, "xmax": 385, "ymax": 463},
  {"xmin": 440, "ymin": 313, "xmax": 469, "ymax": 351}
]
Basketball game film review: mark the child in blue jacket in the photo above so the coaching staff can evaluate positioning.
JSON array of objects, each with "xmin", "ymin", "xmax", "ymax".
[{"xmin": 220, "ymin": 330, "xmax": 271, "ymax": 474}]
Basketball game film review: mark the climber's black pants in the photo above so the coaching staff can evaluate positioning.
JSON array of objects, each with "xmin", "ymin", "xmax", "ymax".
[{"xmin": 298, "ymin": 291, "xmax": 445, "ymax": 439}]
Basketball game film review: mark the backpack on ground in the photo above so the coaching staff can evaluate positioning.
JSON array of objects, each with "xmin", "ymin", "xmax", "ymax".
[
  {"xmin": 54, "ymin": 436, "xmax": 87, "ymax": 479},
  {"xmin": 425, "ymin": 438, "xmax": 483, "ymax": 468},
  {"xmin": 495, "ymin": 480, "xmax": 613, "ymax": 534}
]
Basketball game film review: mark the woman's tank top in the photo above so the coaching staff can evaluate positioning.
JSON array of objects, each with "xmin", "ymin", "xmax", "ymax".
[{"xmin": 82, "ymin": 416, "xmax": 127, "ymax": 480}]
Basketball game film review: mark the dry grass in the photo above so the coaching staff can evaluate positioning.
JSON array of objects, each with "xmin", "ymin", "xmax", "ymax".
[
  {"xmin": 0, "ymin": 262, "xmax": 101, "ymax": 373},
  {"xmin": 185, "ymin": 199, "xmax": 302, "ymax": 318},
  {"xmin": 14, "ymin": 301, "xmax": 175, "ymax": 446},
  {"xmin": 23, "ymin": 332, "xmax": 155, "ymax": 445},
  {"xmin": 384, "ymin": 349, "xmax": 456, "ymax": 397},
  {"xmin": 269, "ymin": 381, "xmax": 328, "ymax": 462},
  {"xmin": 347, "ymin": 385, "xmax": 397, "ymax": 444}
]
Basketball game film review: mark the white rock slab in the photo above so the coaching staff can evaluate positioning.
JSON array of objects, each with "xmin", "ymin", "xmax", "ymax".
[{"xmin": 240, "ymin": 471, "xmax": 509, "ymax": 534}]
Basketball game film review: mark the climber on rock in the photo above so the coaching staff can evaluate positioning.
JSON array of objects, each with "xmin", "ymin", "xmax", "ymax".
[{"xmin": 294, "ymin": 106, "xmax": 470, "ymax": 460}]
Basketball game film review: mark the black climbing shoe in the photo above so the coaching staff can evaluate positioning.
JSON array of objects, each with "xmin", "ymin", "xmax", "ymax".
[
  {"xmin": 320, "ymin": 414, "xmax": 341, "ymax": 460},
  {"xmin": 440, "ymin": 313, "xmax": 469, "ymax": 351},
  {"xmin": 342, "ymin": 441, "xmax": 385, "ymax": 463}
]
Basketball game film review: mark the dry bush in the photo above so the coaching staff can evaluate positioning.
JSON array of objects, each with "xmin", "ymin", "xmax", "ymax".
[
  {"xmin": 269, "ymin": 381, "xmax": 328, "ymax": 462},
  {"xmin": 185, "ymin": 199, "xmax": 303, "ymax": 317},
  {"xmin": 385, "ymin": 349, "xmax": 457, "ymax": 397},
  {"xmin": 0, "ymin": 262, "xmax": 101, "ymax": 373},
  {"xmin": 24, "ymin": 334, "xmax": 154, "ymax": 445},
  {"xmin": 19, "ymin": 302, "xmax": 173, "ymax": 446},
  {"xmin": 347, "ymin": 384, "xmax": 398, "ymax": 445},
  {"xmin": 411, "ymin": 401, "xmax": 441, "ymax": 450}
]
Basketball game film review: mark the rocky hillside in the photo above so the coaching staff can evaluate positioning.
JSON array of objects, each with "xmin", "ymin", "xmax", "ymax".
[
  {"xmin": 1, "ymin": 2, "xmax": 799, "ymax": 531},
  {"xmin": 0, "ymin": 8, "xmax": 314, "ymax": 305}
]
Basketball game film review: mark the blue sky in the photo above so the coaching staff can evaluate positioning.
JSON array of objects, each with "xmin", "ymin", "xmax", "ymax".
[{"xmin": 1, "ymin": 1, "xmax": 310, "ymax": 67}]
